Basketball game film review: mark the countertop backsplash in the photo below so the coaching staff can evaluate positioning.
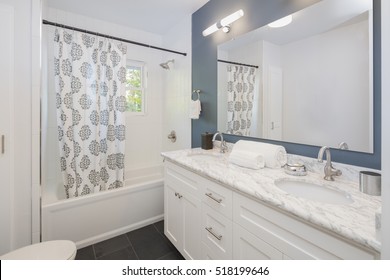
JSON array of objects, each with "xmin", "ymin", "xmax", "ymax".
[
  {"xmin": 214, "ymin": 140, "xmax": 380, "ymax": 184},
  {"xmin": 286, "ymin": 153, "xmax": 381, "ymax": 184}
]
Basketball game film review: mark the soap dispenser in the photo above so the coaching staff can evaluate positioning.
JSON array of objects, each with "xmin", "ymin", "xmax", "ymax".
[{"xmin": 201, "ymin": 132, "xmax": 213, "ymax": 150}]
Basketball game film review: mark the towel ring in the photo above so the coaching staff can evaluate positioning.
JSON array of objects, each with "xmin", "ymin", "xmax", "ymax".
[{"xmin": 192, "ymin": 89, "xmax": 201, "ymax": 101}]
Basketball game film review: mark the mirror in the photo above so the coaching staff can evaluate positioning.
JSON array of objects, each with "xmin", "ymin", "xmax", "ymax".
[{"xmin": 217, "ymin": 0, "xmax": 373, "ymax": 153}]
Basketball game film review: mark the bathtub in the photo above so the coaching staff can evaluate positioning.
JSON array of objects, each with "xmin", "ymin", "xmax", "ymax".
[{"xmin": 41, "ymin": 165, "xmax": 164, "ymax": 249}]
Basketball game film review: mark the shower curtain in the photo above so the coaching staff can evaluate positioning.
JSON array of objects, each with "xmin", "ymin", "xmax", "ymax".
[
  {"xmin": 54, "ymin": 29, "xmax": 128, "ymax": 199},
  {"xmin": 226, "ymin": 65, "xmax": 256, "ymax": 136}
]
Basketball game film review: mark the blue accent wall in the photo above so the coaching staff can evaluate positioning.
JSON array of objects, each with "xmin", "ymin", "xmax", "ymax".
[{"xmin": 192, "ymin": 0, "xmax": 381, "ymax": 170}]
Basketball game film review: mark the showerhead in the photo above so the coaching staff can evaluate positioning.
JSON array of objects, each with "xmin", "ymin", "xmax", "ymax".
[{"xmin": 160, "ymin": 59, "xmax": 175, "ymax": 70}]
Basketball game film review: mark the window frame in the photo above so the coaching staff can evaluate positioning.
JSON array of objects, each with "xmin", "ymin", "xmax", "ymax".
[{"xmin": 125, "ymin": 59, "xmax": 147, "ymax": 115}]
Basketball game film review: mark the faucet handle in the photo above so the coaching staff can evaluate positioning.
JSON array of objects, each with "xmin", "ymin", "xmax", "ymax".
[
  {"xmin": 221, "ymin": 140, "xmax": 228, "ymax": 153},
  {"xmin": 331, "ymin": 165, "xmax": 342, "ymax": 176}
]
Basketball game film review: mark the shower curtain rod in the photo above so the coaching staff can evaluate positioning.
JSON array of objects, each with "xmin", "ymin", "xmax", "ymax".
[
  {"xmin": 42, "ymin": 19, "xmax": 187, "ymax": 56},
  {"xmin": 218, "ymin": 59, "xmax": 259, "ymax": 69}
]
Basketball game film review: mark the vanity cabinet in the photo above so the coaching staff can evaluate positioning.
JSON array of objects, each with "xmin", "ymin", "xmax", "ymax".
[{"xmin": 164, "ymin": 161, "xmax": 379, "ymax": 260}]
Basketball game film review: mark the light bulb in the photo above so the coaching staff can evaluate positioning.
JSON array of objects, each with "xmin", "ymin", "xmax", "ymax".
[
  {"xmin": 268, "ymin": 15, "xmax": 293, "ymax": 28},
  {"xmin": 202, "ymin": 23, "xmax": 219, "ymax": 36},
  {"xmin": 220, "ymin": 9, "xmax": 244, "ymax": 27}
]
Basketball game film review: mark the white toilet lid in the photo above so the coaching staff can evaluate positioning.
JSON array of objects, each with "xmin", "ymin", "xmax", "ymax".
[{"xmin": 0, "ymin": 240, "xmax": 77, "ymax": 260}]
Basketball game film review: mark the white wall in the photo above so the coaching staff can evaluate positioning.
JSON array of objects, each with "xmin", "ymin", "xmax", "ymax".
[
  {"xmin": 161, "ymin": 15, "xmax": 192, "ymax": 152},
  {"xmin": 42, "ymin": 7, "xmax": 166, "ymax": 199},
  {"xmin": 381, "ymin": 0, "xmax": 390, "ymax": 259},
  {"xmin": 282, "ymin": 20, "xmax": 370, "ymax": 152}
]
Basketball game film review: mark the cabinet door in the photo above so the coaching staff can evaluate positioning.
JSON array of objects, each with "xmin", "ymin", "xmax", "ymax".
[
  {"xmin": 181, "ymin": 191, "xmax": 202, "ymax": 260},
  {"xmin": 233, "ymin": 225, "xmax": 283, "ymax": 260},
  {"xmin": 164, "ymin": 184, "xmax": 182, "ymax": 250},
  {"xmin": 164, "ymin": 183, "xmax": 202, "ymax": 260},
  {"xmin": 0, "ymin": 3, "xmax": 14, "ymax": 256}
]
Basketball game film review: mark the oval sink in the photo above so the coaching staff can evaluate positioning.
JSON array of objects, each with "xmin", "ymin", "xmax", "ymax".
[{"xmin": 275, "ymin": 179, "xmax": 354, "ymax": 205}]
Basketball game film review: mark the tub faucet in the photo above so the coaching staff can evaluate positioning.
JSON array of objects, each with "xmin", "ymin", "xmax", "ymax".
[
  {"xmin": 317, "ymin": 146, "xmax": 342, "ymax": 181},
  {"xmin": 212, "ymin": 132, "xmax": 228, "ymax": 153}
]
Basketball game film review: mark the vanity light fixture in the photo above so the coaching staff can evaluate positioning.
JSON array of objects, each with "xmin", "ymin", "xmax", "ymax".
[
  {"xmin": 268, "ymin": 15, "xmax": 293, "ymax": 28},
  {"xmin": 202, "ymin": 9, "xmax": 244, "ymax": 36},
  {"xmin": 221, "ymin": 25, "xmax": 231, "ymax": 33}
]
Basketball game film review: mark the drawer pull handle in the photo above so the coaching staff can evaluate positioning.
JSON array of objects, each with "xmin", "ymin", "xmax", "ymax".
[
  {"xmin": 205, "ymin": 227, "xmax": 222, "ymax": 241},
  {"xmin": 1, "ymin": 135, "xmax": 4, "ymax": 154},
  {"xmin": 205, "ymin": 193, "xmax": 222, "ymax": 204},
  {"xmin": 175, "ymin": 192, "xmax": 182, "ymax": 199}
]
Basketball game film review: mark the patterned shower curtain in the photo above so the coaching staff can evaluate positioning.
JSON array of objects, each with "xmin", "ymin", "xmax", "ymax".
[
  {"xmin": 54, "ymin": 29, "xmax": 128, "ymax": 199},
  {"xmin": 226, "ymin": 65, "xmax": 256, "ymax": 136}
]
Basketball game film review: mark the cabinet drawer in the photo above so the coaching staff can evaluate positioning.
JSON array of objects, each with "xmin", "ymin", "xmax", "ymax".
[
  {"xmin": 202, "ymin": 203, "xmax": 232, "ymax": 259},
  {"xmin": 165, "ymin": 161, "xmax": 201, "ymax": 197},
  {"xmin": 233, "ymin": 192, "xmax": 377, "ymax": 260},
  {"xmin": 233, "ymin": 225, "xmax": 283, "ymax": 260},
  {"xmin": 200, "ymin": 177, "xmax": 232, "ymax": 219},
  {"xmin": 201, "ymin": 242, "xmax": 221, "ymax": 260}
]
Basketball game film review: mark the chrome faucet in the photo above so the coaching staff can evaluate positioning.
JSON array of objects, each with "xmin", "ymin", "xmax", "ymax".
[
  {"xmin": 317, "ymin": 146, "xmax": 342, "ymax": 181},
  {"xmin": 212, "ymin": 132, "xmax": 228, "ymax": 153}
]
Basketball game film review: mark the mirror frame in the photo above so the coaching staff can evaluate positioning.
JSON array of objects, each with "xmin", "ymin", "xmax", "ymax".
[{"xmin": 192, "ymin": 0, "xmax": 381, "ymax": 169}]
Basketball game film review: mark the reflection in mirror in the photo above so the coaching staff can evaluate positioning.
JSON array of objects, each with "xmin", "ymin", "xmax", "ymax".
[{"xmin": 217, "ymin": 0, "xmax": 373, "ymax": 153}]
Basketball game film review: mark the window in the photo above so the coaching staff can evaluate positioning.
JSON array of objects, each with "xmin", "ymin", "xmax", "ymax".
[{"xmin": 126, "ymin": 61, "xmax": 146, "ymax": 114}]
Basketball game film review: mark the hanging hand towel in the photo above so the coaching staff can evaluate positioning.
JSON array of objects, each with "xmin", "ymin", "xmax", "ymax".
[
  {"xmin": 232, "ymin": 140, "xmax": 287, "ymax": 168},
  {"xmin": 189, "ymin": 99, "xmax": 201, "ymax": 119},
  {"xmin": 229, "ymin": 150, "xmax": 265, "ymax": 170}
]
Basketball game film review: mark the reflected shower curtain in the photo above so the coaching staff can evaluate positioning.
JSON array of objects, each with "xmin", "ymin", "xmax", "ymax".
[
  {"xmin": 226, "ymin": 65, "xmax": 256, "ymax": 136},
  {"xmin": 54, "ymin": 29, "xmax": 128, "ymax": 199}
]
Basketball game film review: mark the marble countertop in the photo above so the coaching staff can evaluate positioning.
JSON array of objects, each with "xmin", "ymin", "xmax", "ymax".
[{"xmin": 161, "ymin": 148, "xmax": 382, "ymax": 253}]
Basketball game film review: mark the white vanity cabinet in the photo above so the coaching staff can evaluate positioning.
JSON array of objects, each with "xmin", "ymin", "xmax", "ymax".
[{"xmin": 164, "ymin": 161, "xmax": 379, "ymax": 260}]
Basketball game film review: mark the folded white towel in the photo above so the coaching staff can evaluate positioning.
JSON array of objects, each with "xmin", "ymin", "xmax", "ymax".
[
  {"xmin": 189, "ymin": 99, "xmax": 201, "ymax": 119},
  {"xmin": 229, "ymin": 150, "xmax": 265, "ymax": 170},
  {"xmin": 232, "ymin": 140, "xmax": 287, "ymax": 168}
]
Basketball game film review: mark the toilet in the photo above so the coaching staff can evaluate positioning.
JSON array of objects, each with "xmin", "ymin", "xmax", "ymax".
[{"xmin": 0, "ymin": 240, "xmax": 77, "ymax": 260}]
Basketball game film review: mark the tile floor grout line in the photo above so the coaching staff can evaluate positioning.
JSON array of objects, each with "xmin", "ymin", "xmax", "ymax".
[
  {"xmin": 93, "ymin": 234, "xmax": 133, "ymax": 259},
  {"xmin": 153, "ymin": 221, "xmax": 178, "ymax": 250},
  {"xmin": 157, "ymin": 251, "xmax": 176, "ymax": 260},
  {"xmin": 91, "ymin": 244, "xmax": 97, "ymax": 260},
  {"xmin": 153, "ymin": 221, "xmax": 167, "ymax": 241},
  {"xmin": 125, "ymin": 233, "xmax": 140, "ymax": 260}
]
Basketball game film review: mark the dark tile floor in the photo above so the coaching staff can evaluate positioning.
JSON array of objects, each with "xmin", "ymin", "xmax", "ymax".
[{"xmin": 75, "ymin": 220, "xmax": 184, "ymax": 260}]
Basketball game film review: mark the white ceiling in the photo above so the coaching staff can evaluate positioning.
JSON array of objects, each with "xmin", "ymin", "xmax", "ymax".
[{"xmin": 46, "ymin": 0, "xmax": 209, "ymax": 35}]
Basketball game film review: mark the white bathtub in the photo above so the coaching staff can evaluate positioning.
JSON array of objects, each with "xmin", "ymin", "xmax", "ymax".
[{"xmin": 41, "ymin": 165, "xmax": 164, "ymax": 249}]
